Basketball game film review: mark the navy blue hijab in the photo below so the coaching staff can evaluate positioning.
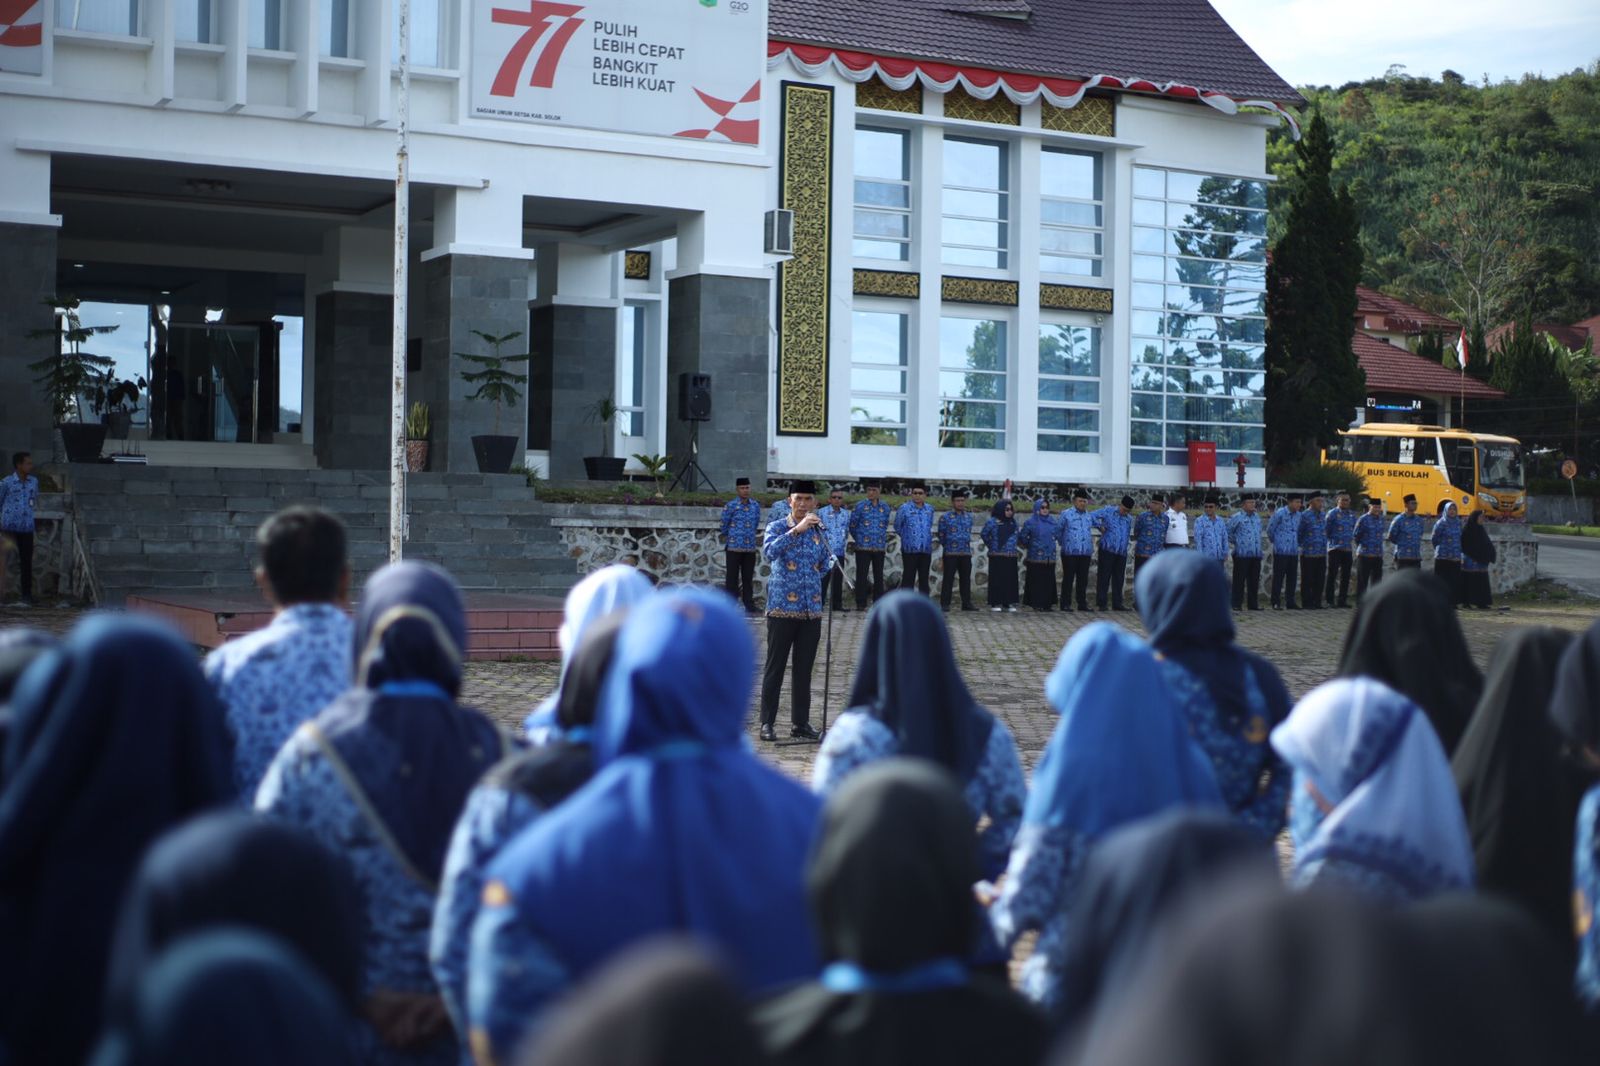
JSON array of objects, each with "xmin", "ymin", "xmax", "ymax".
[
  {"xmin": 0, "ymin": 614, "xmax": 235, "ymax": 1066},
  {"xmin": 318, "ymin": 562, "xmax": 505, "ymax": 885},
  {"xmin": 990, "ymin": 500, "xmax": 1017, "ymax": 542},
  {"xmin": 846, "ymin": 592, "xmax": 996, "ymax": 782}
]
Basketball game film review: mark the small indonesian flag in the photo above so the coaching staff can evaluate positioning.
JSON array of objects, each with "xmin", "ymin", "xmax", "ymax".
[{"xmin": 1455, "ymin": 328, "xmax": 1470, "ymax": 369}]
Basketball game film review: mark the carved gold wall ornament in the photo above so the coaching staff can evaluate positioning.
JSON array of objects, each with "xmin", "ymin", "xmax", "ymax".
[
  {"xmin": 853, "ymin": 269, "xmax": 920, "ymax": 298},
  {"xmin": 623, "ymin": 251, "xmax": 651, "ymax": 280},
  {"xmin": 942, "ymin": 85, "xmax": 1020, "ymax": 126},
  {"xmin": 1040, "ymin": 283, "xmax": 1114, "ymax": 312},
  {"xmin": 776, "ymin": 82, "xmax": 834, "ymax": 437},
  {"xmin": 1041, "ymin": 95, "xmax": 1116, "ymax": 137},
  {"xmin": 855, "ymin": 79, "xmax": 923, "ymax": 114},
  {"xmin": 941, "ymin": 275, "xmax": 1020, "ymax": 307}
]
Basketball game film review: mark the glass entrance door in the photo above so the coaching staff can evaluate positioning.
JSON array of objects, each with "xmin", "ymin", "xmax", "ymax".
[{"xmin": 166, "ymin": 324, "xmax": 262, "ymax": 443}]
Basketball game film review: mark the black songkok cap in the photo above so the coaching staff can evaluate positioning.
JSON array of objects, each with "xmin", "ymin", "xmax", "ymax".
[
  {"xmin": 1307, "ymin": 489, "xmax": 1323, "ymax": 499},
  {"xmin": 1150, "ymin": 493, "xmax": 1166, "ymax": 504},
  {"xmin": 1073, "ymin": 489, "xmax": 1090, "ymax": 501},
  {"xmin": 951, "ymin": 489, "xmax": 968, "ymax": 499},
  {"xmin": 863, "ymin": 478, "xmax": 882, "ymax": 489},
  {"xmin": 1240, "ymin": 493, "xmax": 1256, "ymax": 503},
  {"xmin": 1367, "ymin": 496, "xmax": 1384, "ymax": 507},
  {"xmin": 1403, "ymin": 493, "xmax": 1418, "ymax": 504},
  {"xmin": 1121, "ymin": 495, "xmax": 1135, "ymax": 509},
  {"xmin": 735, "ymin": 477, "xmax": 750, "ymax": 487},
  {"xmin": 1204, "ymin": 494, "xmax": 1221, "ymax": 505},
  {"xmin": 789, "ymin": 480, "xmax": 817, "ymax": 495}
]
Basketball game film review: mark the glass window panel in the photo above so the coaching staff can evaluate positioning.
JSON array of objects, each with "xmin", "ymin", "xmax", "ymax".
[
  {"xmin": 392, "ymin": 0, "xmax": 441, "ymax": 65},
  {"xmin": 1131, "ymin": 448, "xmax": 1163, "ymax": 465},
  {"xmin": 1131, "ymin": 421, "xmax": 1164, "ymax": 447},
  {"xmin": 1041, "ymin": 201, "xmax": 1101, "ymax": 227},
  {"xmin": 939, "ymin": 401, "xmax": 1006, "ymax": 429},
  {"xmin": 1226, "ymin": 370, "xmax": 1267, "ymax": 396},
  {"xmin": 1041, "ymin": 149, "xmax": 1101, "ymax": 199},
  {"xmin": 1131, "ymin": 366, "xmax": 1165, "ymax": 391},
  {"xmin": 1040, "ymin": 229, "xmax": 1100, "ymax": 256},
  {"xmin": 1132, "ymin": 199, "xmax": 1164, "ymax": 225},
  {"xmin": 1039, "ymin": 408, "xmax": 1099, "ymax": 432},
  {"xmin": 852, "ymin": 311, "xmax": 907, "ymax": 365},
  {"xmin": 854, "ymin": 425, "xmax": 907, "ymax": 446},
  {"xmin": 851, "ymin": 397, "xmax": 907, "ymax": 425},
  {"xmin": 1133, "ymin": 168, "xmax": 1163, "ymax": 197},
  {"xmin": 1224, "ymin": 345, "xmax": 1267, "ymax": 370},
  {"xmin": 939, "ymin": 318, "xmax": 1007, "ymax": 371},
  {"xmin": 1131, "ymin": 311, "xmax": 1165, "ymax": 338},
  {"xmin": 1132, "ymin": 227, "xmax": 1167, "ymax": 254},
  {"xmin": 851, "ymin": 368, "xmax": 907, "ymax": 394},
  {"xmin": 944, "ymin": 138, "xmax": 1005, "ymax": 190},
  {"xmin": 175, "ymin": 0, "xmax": 213, "ymax": 41},
  {"xmin": 1038, "ymin": 324, "xmax": 1101, "ymax": 377},
  {"xmin": 854, "ymin": 210, "xmax": 910, "ymax": 239},
  {"xmin": 945, "ymin": 189, "xmax": 1005, "ymax": 218},
  {"xmin": 1132, "ymin": 282, "xmax": 1165, "ymax": 308},
  {"xmin": 854, "ymin": 239, "xmax": 908, "ymax": 261},
  {"xmin": 320, "ymin": 0, "xmax": 350, "ymax": 56},
  {"xmin": 856, "ymin": 127, "xmax": 910, "ymax": 180},
  {"xmin": 1132, "ymin": 255, "xmax": 1165, "ymax": 281},
  {"xmin": 942, "ymin": 218, "xmax": 1005, "ymax": 249},
  {"xmin": 1038, "ymin": 380, "xmax": 1099, "ymax": 404},
  {"xmin": 941, "ymin": 430, "xmax": 1004, "ymax": 450},
  {"xmin": 1165, "ymin": 171, "xmax": 1208, "ymax": 203},
  {"xmin": 944, "ymin": 245, "xmax": 1005, "ymax": 269},
  {"xmin": 1042, "ymin": 256, "xmax": 1101, "ymax": 277},
  {"xmin": 1165, "ymin": 367, "xmax": 1192, "ymax": 392},
  {"xmin": 249, "ymin": 0, "xmax": 281, "ymax": 48},
  {"xmin": 1134, "ymin": 340, "xmax": 1165, "ymax": 365},
  {"xmin": 1039, "ymin": 434, "xmax": 1098, "ymax": 453},
  {"xmin": 855, "ymin": 180, "xmax": 911, "ymax": 209},
  {"xmin": 59, "ymin": 0, "xmax": 138, "ymax": 33},
  {"xmin": 940, "ymin": 371, "xmax": 1006, "ymax": 400},
  {"xmin": 1132, "ymin": 393, "xmax": 1163, "ymax": 419}
]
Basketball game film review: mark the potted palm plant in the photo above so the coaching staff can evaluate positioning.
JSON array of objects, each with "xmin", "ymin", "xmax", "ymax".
[
  {"xmin": 456, "ymin": 330, "xmax": 529, "ymax": 474},
  {"xmin": 405, "ymin": 402, "xmax": 430, "ymax": 473},
  {"xmin": 27, "ymin": 297, "xmax": 118, "ymax": 462},
  {"xmin": 582, "ymin": 396, "xmax": 625, "ymax": 480}
]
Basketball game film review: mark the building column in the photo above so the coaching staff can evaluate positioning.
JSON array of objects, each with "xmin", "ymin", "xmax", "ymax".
[
  {"xmin": 1, "ymin": 149, "xmax": 62, "ymax": 459},
  {"xmin": 308, "ymin": 226, "xmax": 394, "ymax": 470},
  {"xmin": 531, "ymin": 243, "xmax": 620, "ymax": 480}
]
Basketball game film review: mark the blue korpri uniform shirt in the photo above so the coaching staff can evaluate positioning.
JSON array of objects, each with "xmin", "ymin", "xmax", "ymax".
[
  {"xmin": 1192, "ymin": 514, "xmax": 1230, "ymax": 562},
  {"xmin": 1055, "ymin": 509, "xmax": 1095, "ymax": 557},
  {"xmin": 1132, "ymin": 511, "xmax": 1168, "ymax": 557},
  {"xmin": 938, "ymin": 510, "xmax": 973, "ymax": 555},
  {"xmin": 818, "ymin": 505, "xmax": 850, "ymax": 561},
  {"xmin": 1267, "ymin": 508, "xmax": 1300, "ymax": 557},
  {"xmin": 0, "ymin": 473, "xmax": 40, "ymax": 534},
  {"xmin": 1090, "ymin": 506, "xmax": 1131, "ymax": 556},
  {"xmin": 1388, "ymin": 513, "xmax": 1425, "ymax": 559},
  {"xmin": 1353, "ymin": 513, "xmax": 1387, "ymax": 557},
  {"xmin": 894, "ymin": 501, "xmax": 935, "ymax": 554},
  {"xmin": 1297, "ymin": 509, "xmax": 1329, "ymax": 554},
  {"xmin": 718, "ymin": 497, "xmax": 763, "ymax": 552},
  {"xmin": 1227, "ymin": 512, "xmax": 1263, "ymax": 558},
  {"xmin": 763, "ymin": 516, "xmax": 830, "ymax": 619},
  {"xmin": 1325, "ymin": 507, "xmax": 1357, "ymax": 551},
  {"xmin": 849, "ymin": 498, "xmax": 891, "ymax": 552},
  {"xmin": 981, "ymin": 517, "xmax": 1019, "ymax": 556},
  {"xmin": 1018, "ymin": 513, "xmax": 1060, "ymax": 564},
  {"xmin": 1430, "ymin": 515, "xmax": 1462, "ymax": 561}
]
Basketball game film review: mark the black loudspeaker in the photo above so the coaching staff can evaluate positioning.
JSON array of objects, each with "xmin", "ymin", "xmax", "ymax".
[{"xmin": 678, "ymin": 372, "xmax": 712, "ymax": 422}]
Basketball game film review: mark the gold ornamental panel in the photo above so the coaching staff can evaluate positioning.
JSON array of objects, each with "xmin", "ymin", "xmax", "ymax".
[
  {"xmin": 853, "ymin": 269, "xmax": 920, "ymax": 298},
  {"xmin": 942, "ymin": 85, "xmax": 1020, "ymax": 126},
  {"xmin": 777, "ymin": 82, "xmax": 833, "ymax": 437},
  {"xmin": 856, "ymin": 79, "xmax": 923, "ymax": 114},
  {"xmin": 623, "ymin": 250, "xmax": 651, "ymax": 280},
  {"xmin": 1040, "ymin": 283, "xmax": 1114, "ymax": 313},
  {"xmin": 941, "ymin": 276, "xmax": 1019, "ymax": 307},
  {"xmin": 1041, "ymin": 95, "xmax": 1116, "ymax": 137}
]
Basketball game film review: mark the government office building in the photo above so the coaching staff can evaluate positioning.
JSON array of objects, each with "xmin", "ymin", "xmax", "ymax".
[{"xmin": 0, "ymin": 0, "xmax": 1299, "ymax": 491}]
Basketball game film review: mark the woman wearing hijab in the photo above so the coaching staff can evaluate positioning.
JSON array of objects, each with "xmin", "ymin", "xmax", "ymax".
[
  {"xmin": 1430, "ymin": 500, "xmax": 1464, "ymax": 604},
  {"xmin": 521, "ymin": 564, "xmax": 652, "ymax": 741},
  {"xmin": 431, "ymin": 611, "xmax": 629, "ymax": 1050},
  {"xmin": 1460, "ymin": 510, "xmax": 1496, "ymax": 609},
  {"xmin": 1135, "ymin": 551, "xmax": 1294, "ymax": 841},
  {"xmin": 1271, "ymin": 677, "xmax": 1474, "ymax": 903},
  {"xmin": 467, "ymin": 588, "xmax": 822, "ymax": 1063},
  {"xmin": 756, "ymin": 760, "xmax": 1047, "ymax": 1066},
  {"xmin": 1016, "ymin": 498, "xmax": 1059, "ymax": 611},
  {"xmin": 93, "ymin": 929, "xmax": 358, "ymax": 1066},
  {"xmin": 0, "ymin": 614, "xmax": 234, "ymax": 1066},
  {"xmin": 1336, "ymin": 569, "xmax": 1482, "ymax": 755},
  {"xmin": 989, "ymin": 623, "xmax": 1224, "ymax": 1010},
  {"xmin": 257, "ymin": 562, "xmax": 511, "ymax": 1065},
  {"xmin": 813, "ymin": 592, "xmax": 1024, "ymax": 879},
  {"xmin": 1551, "ymin": 620, "xmax": 1600, "ymax": 1010},
  {"xmin": 1452, "ymin": 627, "xmax": 1582, "ymax": 954},
  {"xmin": 979, "ymin": 500, "xmax": 1019, "ymax": 612}
]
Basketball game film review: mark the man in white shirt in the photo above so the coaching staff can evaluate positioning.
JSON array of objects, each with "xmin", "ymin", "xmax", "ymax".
[{"xmin": 1163, "ymin": 492, "xmax": 1190, "ymax": 550}]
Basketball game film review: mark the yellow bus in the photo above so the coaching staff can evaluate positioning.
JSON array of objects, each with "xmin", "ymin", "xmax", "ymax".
[{"xmin": 1321, "ymin": 425, "xmax": 1526, "ymax": 519}]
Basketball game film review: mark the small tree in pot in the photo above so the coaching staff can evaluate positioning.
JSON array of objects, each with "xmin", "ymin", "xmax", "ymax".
[
  {"xmin": 27, "ymin": 297, "xmax": 118, "ymax": 462},
  {"xmin": 405, "ymin": 402, "xmax": 431, "ymax": 473},
  {"xmin": 456, "ymin": 330, "xmax": 529, "ymax": 474},
  {"xmin": 91, "ymin": 368, "xmax": 147, "ymax": 441},
  {"xmin": 582, "ymin": 395, "xmax": 625, "ymax": 480}
]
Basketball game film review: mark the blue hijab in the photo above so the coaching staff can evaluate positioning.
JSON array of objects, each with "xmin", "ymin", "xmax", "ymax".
[
  {"xmin": 989, "ymin": 500, "xmax": 1017, "ymax": 543},
  {"xmin": 318, "ymin": 562, "xmax": 505, "ymax": 885},
  {"xmin": 1023, "ymin": 623, "xmax": 1223, "ymax": 838},
  {"xmin": 1135, "ymin": 550, "xmax": 1291, "ymax": 729},
  {"xmin": 0, "ymin": 614, "xmax": 235, "ymax": 1066},
  {"xmin": 845, "ymin": 592, "xmax": 996, "ymax": 782},
  {"xmin": 489, "ymin": 588, "xmax": 822, "ymax": 992}
]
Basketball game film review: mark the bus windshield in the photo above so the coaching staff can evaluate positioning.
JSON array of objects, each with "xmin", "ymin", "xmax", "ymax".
[{"xmin": 1477, "ymin": 443, "xmax": 1524, "ymax": 490}]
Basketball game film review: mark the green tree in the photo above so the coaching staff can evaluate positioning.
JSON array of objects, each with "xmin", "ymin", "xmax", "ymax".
[
  {"xmin": 1264, "ymin": 112, "xmax": 1366, "ymax": 469},
  {"xmin": 1485, "ymin": 313, "xmax": 1574, "ymax": 449},
  {"xmin": 1545, "ymin": 333, "xmax": 1600, "ymax": 461}
]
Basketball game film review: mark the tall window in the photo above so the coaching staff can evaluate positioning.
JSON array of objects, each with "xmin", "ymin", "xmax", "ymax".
[
  {"xmin": 853, "ymin": 127, "xmax": 911, "ymax": 261},
  {"xmin": 1129, "ymin": 167, "xmax": 1267, "ymax": 466},
  {"xmin": 850, "ymin": 309, "xmax": 908, "ymax": 446},
  {"xmin": 1040, "ymin": 149, "xmax": 1103, "ymax": 278},
  {"xmin": 249, "ymin": 0, "xmax": 283, "ymax": 49},
  {"xmin": 617, "ymin": 304, "xmax": 646, "ymax": 438},
  {"xmin": 1038, "ymin": 322, "xmax": 1101, "ymax": 453},
  {"xmin": 58, "ymin": 0, "xmax": 139, "ymax": 34},
  {"xmin": 942, "ymin": 137, "xmax": 1008, "ymax": 269},
  {"xmin": 938, "ymin": 316, "xmax": 1006, "ymax": 449},
  {"xmin": 320, "ymin": 0, "xmax": 352, "ymax": 57},
  {"xmin": 393, "ymin": 0, "xmax": 444, "ymax": 67},
  {"xmin": 174, "ymin": 0, "xmax": 215, "ymax": 42}
]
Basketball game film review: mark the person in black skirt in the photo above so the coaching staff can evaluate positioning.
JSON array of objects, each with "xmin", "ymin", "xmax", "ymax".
[
  {"xmin": 981, "ymin": 500, "xmax": 1020, "ymax": 613},
  {"xmin": 1018, "ymin": 498, "xmax": 1060, "ymax": 612},
  {"xmin": 1461, "ymin": 510, "xmax": 1497, "ymax": 609}
]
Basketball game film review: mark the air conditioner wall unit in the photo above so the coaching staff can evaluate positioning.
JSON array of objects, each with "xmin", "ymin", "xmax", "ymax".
[{"xmin": 764, "ymin": 208, "xmax": 795, "ymax": 256}]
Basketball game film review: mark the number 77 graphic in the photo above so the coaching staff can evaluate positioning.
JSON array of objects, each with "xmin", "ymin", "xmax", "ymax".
[{"xmin": 490, "ymin": 1, "xmax": 585, "ymax": 97}]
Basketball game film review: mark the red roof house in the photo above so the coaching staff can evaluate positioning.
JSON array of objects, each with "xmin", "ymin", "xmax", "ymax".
[
  {"xmin": 1352, "ymin": 330, "xmax": 1502, "ymax": 402},
  {"xmin": 1355, "ymin": 286, "xmax": 1461, "ymax": 338}
]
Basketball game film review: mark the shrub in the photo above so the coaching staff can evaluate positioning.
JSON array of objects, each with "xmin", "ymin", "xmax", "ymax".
[{"xmin": 1275, "ymin": 456, "xmax": 1367, "ymax": 499}]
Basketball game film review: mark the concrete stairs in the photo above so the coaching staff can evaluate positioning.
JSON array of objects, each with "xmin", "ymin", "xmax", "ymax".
[{"xmin": 70, "ymin": 466, "xmax": 583, "ymax": 606}]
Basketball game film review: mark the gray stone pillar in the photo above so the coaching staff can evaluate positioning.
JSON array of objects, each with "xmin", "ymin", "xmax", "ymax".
[
  {"xmin": 666, "ymin": 274, "xmax": 769, "ymax": 491},
  {"xmin": 312, "ymin": 290, "xmax": 391, "ymax": 470},
  {"xmin": 532, "ymin": 302, "xmax": 617, "ymax": 480},
  {"xmin": 421, "ymin": 254, "xmax": 530, "ymax": 473},
  {"xmin": 0, "ymin": 222, "xmax": 60, "ymax": 458}
]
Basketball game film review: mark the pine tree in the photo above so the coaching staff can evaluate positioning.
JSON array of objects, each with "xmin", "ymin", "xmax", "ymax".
[
  {"xmin": 1486, "ymin": 313, "xmax": 1574, "ymax": 448},
  {"xmin": 1264, "ymin": 112, "xmax": 1366, "ymax": 469}
]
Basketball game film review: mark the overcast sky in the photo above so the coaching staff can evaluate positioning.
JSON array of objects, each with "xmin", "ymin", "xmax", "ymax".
[{"xmin": 1208, "ymin": 0, "xmax": 1600, "ymax": 89}]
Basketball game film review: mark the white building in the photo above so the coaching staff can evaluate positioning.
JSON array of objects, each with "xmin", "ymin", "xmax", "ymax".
[{"xmin": 0, "ymin": 0, "xmax": 1299, "ymax": 490}]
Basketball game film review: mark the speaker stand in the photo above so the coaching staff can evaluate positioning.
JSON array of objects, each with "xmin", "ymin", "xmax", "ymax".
[{"xmin": 668, "ymin": 422, "xmax": 718, "ymax": 494}]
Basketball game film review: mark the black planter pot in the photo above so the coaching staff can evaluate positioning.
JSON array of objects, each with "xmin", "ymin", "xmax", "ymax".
[
  {"xmin": 584, "ymin": 456, "xmax": 627, "ymax": 481},
  {"xmin": 471, "ymin": 434, "xmax": 520, "ymax": 474},
  {"xmin": 103, "ymin": 411, "xmax": 132, "ymax": 439},
  {"xmin": 59, "ymin": 422, "xmax": 108, "ymax": 463}
]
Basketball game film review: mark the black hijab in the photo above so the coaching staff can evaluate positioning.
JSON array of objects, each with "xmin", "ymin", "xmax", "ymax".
[
  {"xmin": 106, "ymin": 812, "xmax": 365, "ymax": 1015},
  {"xmin": 990, "ymin": 499, "xmax": 1017, "ymax": 542},
  {"xmin": 1336, "ymin": 569, "xmax": 1482, "ymax": 754},
  {"xmin": 845, "ymin": 593, "xmax": 996, "ymax": 782},
  {"xmin": 1452, "ymin": 627, "xmax": 1585, "ymax": 953},
  {"xmin": 1461, "ymin": 512, "xmax": 1496, "ymax": 565},
  {"xmin": 756, "ymin": 759, "xmax": 1047, "ymax": 1066},
  {"xmin": 1550, "ymin": 618, "xmax": 1600, "ymax": 755}
]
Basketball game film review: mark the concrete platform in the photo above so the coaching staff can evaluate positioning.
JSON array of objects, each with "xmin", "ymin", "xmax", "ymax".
[{"xmin": 126, "ymin": 589, "xmax": 564, "ymax": 661}]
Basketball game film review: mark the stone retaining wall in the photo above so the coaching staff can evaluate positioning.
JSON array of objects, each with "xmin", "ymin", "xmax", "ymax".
[{"xmin": 1530, "ymin": 495, "xmax": 1595, "ymax": 526}]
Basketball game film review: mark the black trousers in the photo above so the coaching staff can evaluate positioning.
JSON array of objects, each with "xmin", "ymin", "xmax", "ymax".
[
  {"xmin": 940, "ymin": 554, "xmax": 973, "ymax": 610},
  {"xmin": 825, "ymin": 565, "xmax": 845, "ymax": 611},
  {"xmin": 1325, "ymin": 549, "xmax": 1352, "ymax": 606},
  {"xmin": 1396, "ymin": 558, "xmax": 1422, "ymax": 571},
  {"xmin": 1272, "ymin": 555, "xmax": 1299, "ymax": 608},
  {"xmin": 1434, "ymin": 559, "xmax": 1463, "ymax": 605},
  {"xmin": 724, "ymin": 550, "xmax": 757, "ymax": 610},
  {"xmin": 1095, "ymin": 549, "xmax": 1127, "ymax": 610},
  {"xmin": 854, "ymin": 550, "xmax": 885, "ymax": 607},
  {"xmin": 1060, "ymin": 554, "xmax": 1091, "ymax": 609},
  {"xmin": 901, "ymin": 552, "xmax": 932, "ymax": 594},
  {"xmin": 1356, "ymin": 556, "xmax": 1384, "ymax": 601},
  {"xmin": 1231, "ymin": 555, "xmax": 1261, "ymax": 610},
  {"xmin": 1300, "ymin": 556, "xmax": 1327, "ymax": 609},
  {"xmin": 10, "ymin": 531, "xmax": 34, "ymax": 599},
  {"xmin": 761, "ymin": 616, "xmax": 821, "ymax": 728}
]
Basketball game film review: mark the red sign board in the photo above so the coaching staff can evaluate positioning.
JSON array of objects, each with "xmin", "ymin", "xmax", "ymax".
[{"xmin": 1187, "ymin": 441, "xmax": 1217, "ymax": 483}]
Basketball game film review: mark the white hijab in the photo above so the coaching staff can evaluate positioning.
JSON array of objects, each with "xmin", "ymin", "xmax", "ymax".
[{"xmin": 523, "ymin": 565, "xmax": 654, "ymax": 741}]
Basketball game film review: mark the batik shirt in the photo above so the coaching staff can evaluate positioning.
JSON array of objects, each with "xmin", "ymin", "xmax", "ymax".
[
  {"xmin": 1430, "ymin": 515, "xmax": 1463, "ymax": 561},
  {"xmin": 818, "ymin": 505, "xmax": 850, "ymax": 563},
  {"xmin": 1090, "ymin": 506, "xmax": 1132, "ymax": 555},
  {"xmin": 937, "ymin": 510, "xmax": 974, "ymax": 556},
  {"xmin": 204, "ymin": 603, "xmax": 353, "ymax": 800},
  {"xmin": 1056, "ymin": 508, "xmax": 1095, "ymax": 557},
  {"xmin": 1192, "ymin": 514, "xmax": 1231, "ymax": 562},
  {"xmin": 1297, "ymin": 508, "xmax": 1329, "ymax": 555},
  {"xmin": 894, "ymin": 501, "xmax": 936, "ymax": 554},
  {"xmin": 769, "ymin": 497, "xmax": 791, "ymax": 524},
  {"xmin": 849, "ymin": 498, "xmax": 891, "ymax": 551},
  {"xmin": 0, "ymin": 473, "xmax": 39, "ymax": 534},
  {"xmin": 989, "ymin": 822, "xmax": 1089, "ymax": 1011},
  {"xmin": 1325, "ymin": 506, "xmax": 1357, "ymax": 551},
  {"xmin": 1354, "ymin": 513, "xmax": 1387, "ymax": 557},
  {"xmin": 812, "ymin": 712, "xmax": 1026, "ymax": 880},
  {"xmin": 1018, "ymin": 513, "xmax": 1059, "ymax": 564},
  {"xmin": 1267, "ymin": 508, "xmax": 1301, "ymax": 557},
  {"xmin": 981, "ymin": 518, "xmax": 1019, "ymax": 557},
  {"xmin": 1227, "ymin": 511, "xmax": 1263, "ymax": 558},
  {"xmin": 1388, "ymin": 512, "xmax": 1425, "ymax": 560},
  {"xmin": 718, "ymin": 497, "xmax": 763, "ymax": 552},
  {"xmin": 1574, "ymin": 788, "xmax": 1600, "ymax": 1010},
  {"xmin": 1132, "ymin": 511, "xmax": 1169, "ymax": 557},
  {"xmin": 763, "ymin": 516, "xmax": 830, "ymax": 619}
]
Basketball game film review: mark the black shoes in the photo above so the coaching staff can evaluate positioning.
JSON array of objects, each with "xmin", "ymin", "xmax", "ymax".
[
  {"xmin": 790, "ymin": 724, "xmax": 820, "ymax": 741},
  {"xmin": 760, "ymin": 724, "xmax": 777, "ymax": 742}
]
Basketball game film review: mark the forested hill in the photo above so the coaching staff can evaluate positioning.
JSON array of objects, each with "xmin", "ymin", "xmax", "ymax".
[{"xmin": 1265, "ymin": 64, "xmax": 1600, "ymax": 330}]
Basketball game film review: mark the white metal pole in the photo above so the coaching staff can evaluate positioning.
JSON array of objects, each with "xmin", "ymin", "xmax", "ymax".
[{"xmin": 389, "ymin": 0, "xmax": 411, "ymax": 562}]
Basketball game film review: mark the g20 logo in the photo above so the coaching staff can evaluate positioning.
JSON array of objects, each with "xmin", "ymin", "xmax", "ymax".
[{"xmin": 728, "ymin": 0, "xmax": 750, "ymax": 9}]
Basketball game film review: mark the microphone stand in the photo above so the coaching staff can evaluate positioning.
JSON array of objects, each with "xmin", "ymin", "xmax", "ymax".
[{"xmin": 774, "ymin": 538, "xmax": 851, "ymax": 748}]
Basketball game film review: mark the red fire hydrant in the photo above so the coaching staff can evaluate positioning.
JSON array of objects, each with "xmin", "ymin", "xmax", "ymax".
[{"xmin": 1234, "ymin": 454, "xmax": 1248, "ymax": 488}]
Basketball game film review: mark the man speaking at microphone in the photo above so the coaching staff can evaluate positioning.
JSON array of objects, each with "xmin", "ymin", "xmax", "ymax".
[{"xmin": 759, "ymin": 480, "xmax": 831, "ymax": 742}]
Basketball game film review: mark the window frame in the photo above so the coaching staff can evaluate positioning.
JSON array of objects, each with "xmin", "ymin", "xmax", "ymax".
[
  {"xmin": 1039, "ymin": 147, "xmax": 1105, "ymax": 280},
  {"xmin": 320, "ymin": 0, "xmax": 354, "ymax": 58},
  {"xmin": 1036, "ymin": 317, "xmax": 1102, "ymax": 455},
  {"xmin": 852, "ymin": 124, "xmax": 914, "ymax": 263},
  {"xmin": 937, "ymin": 313, "xmax": 1009, "ymax": 451},
  {"xmin": 849, "ymin": 305, "xmax": 911, "ymax": 447},
  {"xmin": 940, "ymin": 135, "xmax": 1010, "ymax": 271},
  {"xmin": 616, "ymin": 303, "xmax": 648, "ymax": 441},
  {"xmin": 57, "ymin": 0, "xmax": 140, "ymax": 35}
]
